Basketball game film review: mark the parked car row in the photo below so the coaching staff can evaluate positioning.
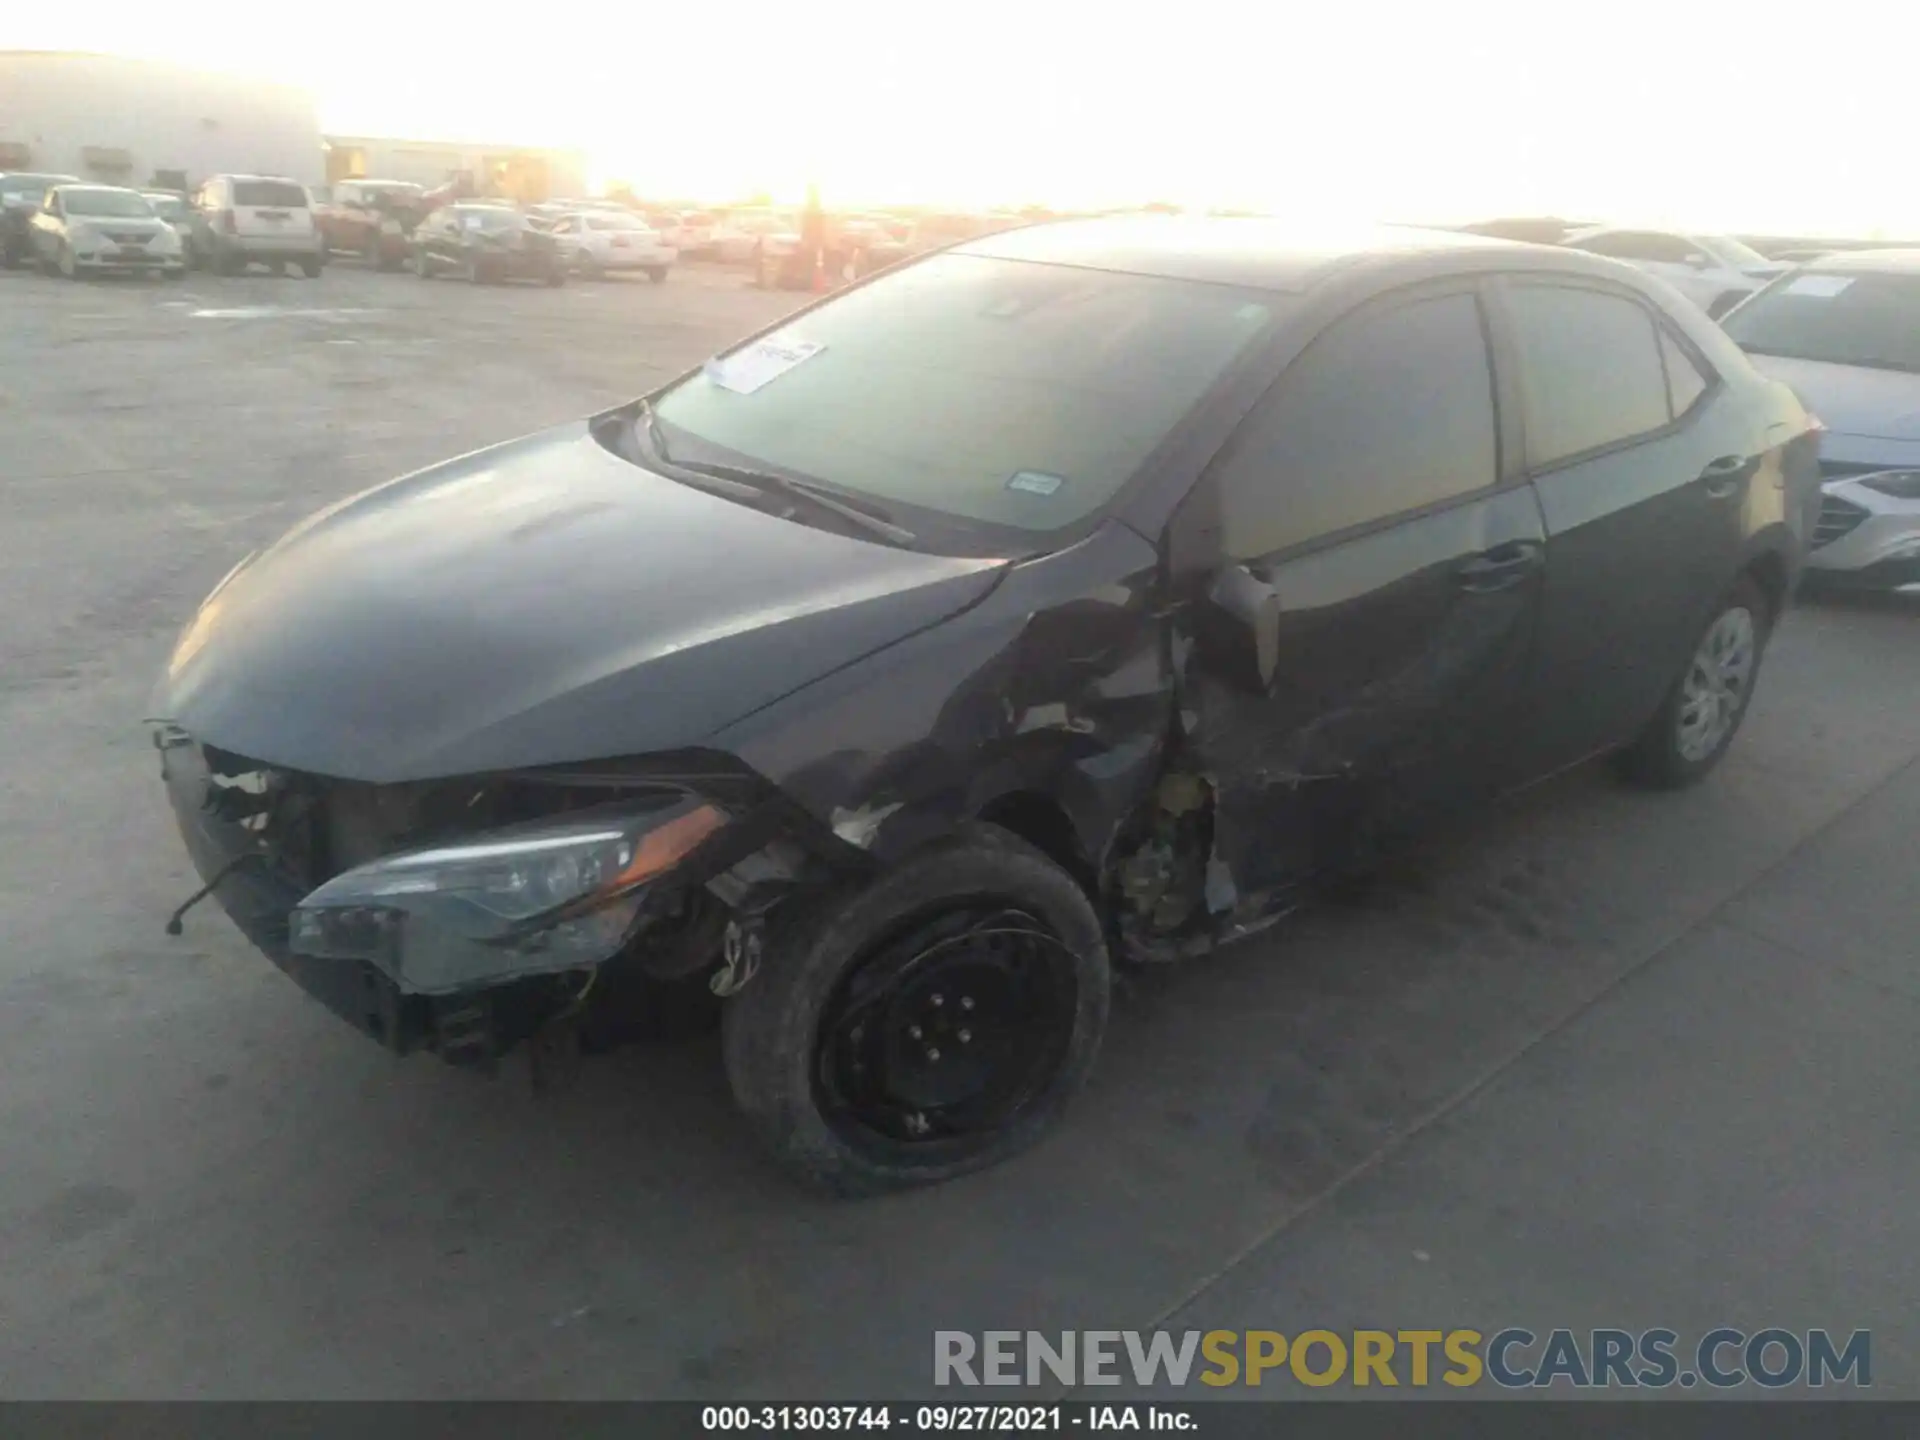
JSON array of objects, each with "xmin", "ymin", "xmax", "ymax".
[{"xmin": 1, "ymin": 172, "xmax": 687, "ymax": 289}]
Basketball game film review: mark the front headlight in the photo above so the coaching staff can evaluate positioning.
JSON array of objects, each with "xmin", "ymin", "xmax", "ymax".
[
  {"xmin": 290, "ymin": 799, "xmax": 727, "ymax": 991},
  {"xmin": 1855, "ymin": 469, "xmax": 1920, "ymax": 500}
]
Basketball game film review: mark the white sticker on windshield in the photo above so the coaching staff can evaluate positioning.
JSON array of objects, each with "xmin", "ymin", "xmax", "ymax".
[
  {"xmin": 1007, "ymin": 470, "xmax": 1065, "ymax": 496},
  {"xmin": 705, "ymin": 337, "xmax": 825, "ymax": 394},
  {"xmin": 1784, "ymin": 275, "xmax": 1853, "ymax": 298}
]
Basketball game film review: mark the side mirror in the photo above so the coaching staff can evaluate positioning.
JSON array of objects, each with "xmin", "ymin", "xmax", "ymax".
[{"xmin": 1205, "ymin": 564, "xmax": 1281, "ymax": 693}]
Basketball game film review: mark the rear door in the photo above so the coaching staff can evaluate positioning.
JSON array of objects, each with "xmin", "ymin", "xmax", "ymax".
[
  {"xmin": 1492, "ymin": 275, "xmax": 1751, "ymax": 776},
  {"xmin": 231, "ymin": 178, "xmax": 313, "ymax": 240},
  {"xmin": 1174, "ymin": 283, "xmax": 1546, "ymax": 913}
]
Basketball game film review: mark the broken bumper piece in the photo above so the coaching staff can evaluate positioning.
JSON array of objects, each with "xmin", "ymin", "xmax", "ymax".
[{"xmin": 158, "ymin": 733, "xmax": 729, "ymax": 1060}]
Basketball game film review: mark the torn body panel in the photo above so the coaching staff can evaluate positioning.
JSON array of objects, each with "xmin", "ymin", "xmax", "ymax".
[
  {"xmin": 1168, "ymin": 484, "xmax": 1548, "ymax": 931},
  {"xmin": 712, "ymin": 520, "xmax": 1174, "ymax": 883}
]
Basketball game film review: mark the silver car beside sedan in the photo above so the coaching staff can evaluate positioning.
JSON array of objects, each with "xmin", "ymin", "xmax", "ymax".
[
  {"xmin": 30, "ymin": 184, "xmax": 186, "ymax": 279},
  {"xmin": 1722, "ymin": 250, "xmax": 1920, "ymax": 589}
]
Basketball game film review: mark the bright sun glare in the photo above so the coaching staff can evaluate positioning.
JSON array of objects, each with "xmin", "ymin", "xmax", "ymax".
[{"xmin": 10, "ymin": 0, "xmax": 1916, "ymax": 236}]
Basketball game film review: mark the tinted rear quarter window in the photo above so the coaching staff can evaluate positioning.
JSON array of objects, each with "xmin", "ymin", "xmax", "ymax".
[
  {"xmin": 1214, "ymin": 291, "xmax": 1498, "ymax": 560},
  {"xmin": 1506, "ymin": 284, "xmax": 1671, "ymax": 467},
  {"xmin": 233, "ymin": 180, "xmax": 309, "ymax": 208},
  {"xmin": 1660, "ymin": 327, "xmax": 1710, "ymax": 416}
]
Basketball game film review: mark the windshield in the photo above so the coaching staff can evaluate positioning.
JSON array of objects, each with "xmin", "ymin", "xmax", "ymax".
[
  {"xmin": 650, "ymin": 252, "xmax": 1278, "ymax": 537},
  {"xmin": 62, "ymin": 189, "xmax": 157, "ymax": 218},
  {"xmin": 1704, "ymin": 235, "xmax": 1770, "ymax": 269},
  {"xmin": 145, "ymin": 195, "xmax": 188, "ymax": 220},
  {"xmin": 1723, "ymin": 270, "xmax": 1920, "ymax": 373}
]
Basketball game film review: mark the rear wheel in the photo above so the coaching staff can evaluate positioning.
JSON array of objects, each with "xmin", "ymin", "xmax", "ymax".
[
  {"xmin": 1615, "ymin": 576, "xmax": 1770, "ymax": 788},
  {"xmin": 299, "ymin": 257, "xmax": 321, "ymax": 278},
  {"xmin": 722, "ymin": 824, "xmax": 1110, "ymax": 1195},
  {"xmin": 647, "ymin": 265, "xmax": 668, "ymax": 284}
]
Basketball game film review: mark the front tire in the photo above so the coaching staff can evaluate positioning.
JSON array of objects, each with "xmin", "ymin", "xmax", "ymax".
[
  {"xmin": 647, "ymin": 265, "xmax": 668, "ymax": 284},
  {"xmin": 722, "ymin": 824, "xmax": 1110, "ymax": 1196},
  {"xmin": 1615, "ymin": 576, "xmax": 1770, "ymax": 789}
]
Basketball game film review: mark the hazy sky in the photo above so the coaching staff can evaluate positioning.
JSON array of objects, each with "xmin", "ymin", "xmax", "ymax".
[{"xmin": 10, "ymin": 0, "xmax": 1914, "ymax": 235}]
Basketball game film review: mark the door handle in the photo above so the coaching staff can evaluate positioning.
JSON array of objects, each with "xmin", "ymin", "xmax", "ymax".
[
  {"xmin": 1698, "ymin": 454, "xmax": 1756, "ymax": 498},
  {"xmin": 1455, "ymin": 541, "xmax": 1542, "ymax": 593}
]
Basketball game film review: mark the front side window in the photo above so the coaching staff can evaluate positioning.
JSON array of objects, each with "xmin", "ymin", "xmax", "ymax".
[
  {"xmin": 1211, "ymin": 291, "xmax": 1497, "ymax": 560},
  {"xmin": 1506, "ymin": 284, "xmax": 1671, "ymax": 466},
  {"xmin": 1722, "ymin": 270, "xmax": 1920, "ymax": 374},
  {"xmin": 649, "ymin": 252, "xmax": 1278, "ymax": 537}
]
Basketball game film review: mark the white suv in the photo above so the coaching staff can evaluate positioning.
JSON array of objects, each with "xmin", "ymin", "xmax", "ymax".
[
  {"xmin": 1561, "ymin": 226, "xmax": 1787, "ymax": 318},
  {"xmin": 188, "ymin": 175, "xmax": 325, "ymax": 277}
]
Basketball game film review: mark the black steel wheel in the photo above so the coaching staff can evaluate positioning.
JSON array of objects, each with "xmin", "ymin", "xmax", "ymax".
[
  {"xmin": 815, "ymin": 903, "xmax": 1079, "ymax": 1150},
  {"xmin": 723, "ymin": 824, "xmax": 1109, "ymax": 1195}
]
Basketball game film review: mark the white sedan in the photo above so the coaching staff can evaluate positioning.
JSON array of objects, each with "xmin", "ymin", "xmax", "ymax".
[
  {"xmin": 1560, "ymin": 226, "xmax": 1788, "ymax": 318},
  {"xmin": 30, "ymin": 184, "xmax": 186, "ymax": 278},
  {"xmin": 548, "ymin": 210, "xmax": 676, "ymax": 281}
]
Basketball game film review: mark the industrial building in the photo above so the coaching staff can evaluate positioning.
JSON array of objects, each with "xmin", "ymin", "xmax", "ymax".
[{"xmin": 0, "ymin": 51, "xmax": 323, "ymax": 192}]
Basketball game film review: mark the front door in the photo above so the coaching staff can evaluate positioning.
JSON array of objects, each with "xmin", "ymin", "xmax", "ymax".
[
  {"xmin": 1490, "ymin": 277, "xmax": 1756, "ymax": 776},
  {"xmin": 1172, "ymin": 284, "xmax": 1546, "ymax": 922}
]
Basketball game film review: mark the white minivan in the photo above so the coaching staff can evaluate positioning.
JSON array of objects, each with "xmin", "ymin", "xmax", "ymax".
[{"xmin": 188, "ymin": 175, "xmax": 326, "ymax": 277}]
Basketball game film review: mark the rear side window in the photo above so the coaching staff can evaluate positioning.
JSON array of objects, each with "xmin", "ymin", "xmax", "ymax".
[
  {"xmin": 1506, "ymin": 285, "xmax": 1671, "ymax": 467},
  {"xmin": 233, "ymin": 180, "xmax": 309, "ymax": 208},
  {"xmin": 1660, "ymin": 328, "xmax": 1711, "ymax": 417},
  {"xmin": 1214, "ymin": 292, "xmax": 1497, "ymax": 560}
]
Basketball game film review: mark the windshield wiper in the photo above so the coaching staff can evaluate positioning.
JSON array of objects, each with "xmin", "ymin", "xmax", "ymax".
[
  {"xmin": 675, "ymin": 459, "xmax": 918, "ymax": 546},
  {"xmin": 632, "ymin": 404, "xmax": 916, "ymax": 546}
]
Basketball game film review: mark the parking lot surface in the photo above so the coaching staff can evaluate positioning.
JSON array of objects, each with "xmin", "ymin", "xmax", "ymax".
[{"xmin": 1, "ymin": 261, "xmax": 1916, "ymax": 1399}]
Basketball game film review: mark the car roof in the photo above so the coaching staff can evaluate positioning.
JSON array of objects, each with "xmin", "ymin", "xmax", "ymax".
[
  {"xmin": 955, "ymin": 215, "xmax": 1552, "ymax": 294},
  {"xmin": 1563, "ymin": 223, "xmax": 1695, "ymax": 238},
  {"xmin": 1795, "ymin": 248, "xmax": 1920, "ymax": 275},
  {"xmin": 51, "ymin": 183, "xmax": 142, "ymax": 196},
  {"xmin": 1, "ymin": 171, "xmax": 80, "ymax": 184}
]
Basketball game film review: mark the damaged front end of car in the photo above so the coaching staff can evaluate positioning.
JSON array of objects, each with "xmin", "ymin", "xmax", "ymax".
[{"xmin": 153, "ymin": 729, "xmax": 864, "ymax": 1075}]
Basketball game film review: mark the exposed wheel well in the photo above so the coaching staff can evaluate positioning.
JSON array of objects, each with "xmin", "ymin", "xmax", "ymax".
[
  {"xmin": 975, "ymin": 791, "xmax": 1097, "ymax": 898},
  {"xmin": 1743, "ymin": 550, "xmax": 1789, "ymax": 621}
]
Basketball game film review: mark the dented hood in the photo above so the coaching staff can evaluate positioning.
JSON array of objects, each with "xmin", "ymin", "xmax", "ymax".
[{"xmin": 155, "ymin": 423, "xmax": 1007, "ymax": 782}]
